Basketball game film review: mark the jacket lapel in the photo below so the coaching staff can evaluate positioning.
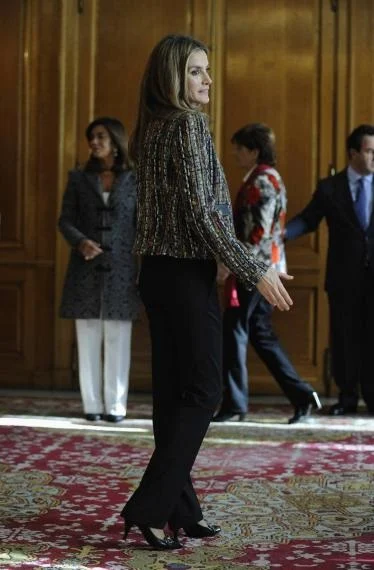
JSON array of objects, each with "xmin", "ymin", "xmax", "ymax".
[
  {"xmin": 366, "ymin": 178, "xmax": 374, "ymax": 234},
  {"xmin": 107, "ymin": 171, "xmax": 125, "ymax": 206},
  {"xmin": 83, "ymin": 172, "xmax": 103, "ymax": 202}
]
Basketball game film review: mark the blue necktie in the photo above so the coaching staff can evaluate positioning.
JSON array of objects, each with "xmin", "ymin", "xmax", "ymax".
[{"xmin": 354, "ymin": 177, "xmax": 367, "ymax": 229}]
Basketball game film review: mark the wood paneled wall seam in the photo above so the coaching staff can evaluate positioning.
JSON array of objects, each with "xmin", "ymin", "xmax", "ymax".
[
  {"xmin": 208, "ymin": 0, "xmax": 225, "ymax": 156},
  {"xmin": 54, "ymin": 0, "xmax": 80, "ymax": 387}
]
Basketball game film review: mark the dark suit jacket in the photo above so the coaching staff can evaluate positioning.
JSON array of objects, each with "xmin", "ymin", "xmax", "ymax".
[{"xmin": 286, "ymin": 168, "xmax": 374, "ymax": 295}]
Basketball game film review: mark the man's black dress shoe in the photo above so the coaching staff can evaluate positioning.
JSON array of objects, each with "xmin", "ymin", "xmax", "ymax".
[
  {"xmin": 85, "ymin": 413, "xmax": 103, "ymax": 421},
  {"xmin": 288, "ymin": 391, "xmax": 322, "ymax": 424},
  {"xmin": 212, "ymin": 411, "xmax": 246, "ymax": 422},
  {"xmin": 105, "ymin": 414, "xmax": 126, "ymax": 422},
  {"xmin": 328, "ymin": 403, "xmax": 357, "ymax": 416}
]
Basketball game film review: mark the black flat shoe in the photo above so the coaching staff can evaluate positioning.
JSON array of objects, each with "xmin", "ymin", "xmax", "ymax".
[
  {"xmin": 288, "ymin": 391, "xmax": 322, "ymax": 424},
  {"xmin": 329, "ymin": 403, "xmax": 357, "ymax": 416},
  {"xmin": 105, "ymin": 414, "xmax": 125, "ymax": 423},
  {"xmin": 85, "ymin": 413, "xmax": 103, "ymax": 421},
  {"xmin": 123, "ymin": 520, "xmax": 182, "ymax": 550},
  {"xmin": 212, "ymin": 411, "xmax": 246, "ymax": 422},
  {"xmin": 174, "ymin": 522, "xmax": 221, "ymax": 540}
]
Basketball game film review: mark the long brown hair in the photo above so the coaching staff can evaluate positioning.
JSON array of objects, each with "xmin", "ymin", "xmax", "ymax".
[
  {"xmin": 130, "ymin": 34, "xmax": 208, "ymax": 163},
  {"xmin": 85, "ymin": 116, "xmax": 133, "ymax": 172}
]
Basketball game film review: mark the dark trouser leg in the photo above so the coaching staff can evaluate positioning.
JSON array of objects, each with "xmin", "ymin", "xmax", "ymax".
[
  {"xmin": 143, "ymin": 300, "xmax": 203, "ymax": 528},
  {"xmin": 221, "ymin": 307, "xmax": 249, "ymax": 414},
  {"xmin": 328, "ymin": 293, "xmax": 363, "ymax": 409},
  {"xmin": 146, "ymin": 304, "xmax": 203, "ymax": 529},
  {"xmin": 221, "ymin": 286, "xmax": 260, "ymax": 414},
  {"xmin": 360, "ymin": 271, "xmax": 374, "ymax": 411},
  {"xmin": 121, "ymin": 257, "xmax": 222, "ymax": 528},
  {"xmin": 249, "ymin": 296, "xmax": 314, "ymax": 406}
]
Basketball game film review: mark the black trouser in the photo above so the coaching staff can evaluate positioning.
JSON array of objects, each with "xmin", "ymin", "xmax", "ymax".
[
  {"xmin": 121, "ymin": 256, "xmax": 222, "ymax": 528},
  {"xmin": 220, "ymin": 283, "xmax": 313, "ymax": 414},
  {"xmin": 328, "ymin": 270, "xmax": 374, "ymax": 411}
]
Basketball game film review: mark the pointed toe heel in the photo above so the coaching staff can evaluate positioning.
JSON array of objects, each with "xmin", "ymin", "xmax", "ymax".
[
  {"xmin": 183, "ymin": 522, "xmax": 221, "ymax": 538},
  {"xmin": 123, "ymin": 520, "xmax": 182, "ymax": 550}
]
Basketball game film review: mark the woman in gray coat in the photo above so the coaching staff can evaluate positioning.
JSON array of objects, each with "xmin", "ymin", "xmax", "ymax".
[{"xmin": 58, "ymin": 117, "xmax": 140, "ymax": 422}]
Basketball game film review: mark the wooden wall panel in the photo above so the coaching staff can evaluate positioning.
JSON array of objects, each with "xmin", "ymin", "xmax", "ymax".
[
  {"xmin": 54, "ymin": 0, "xmax": 80, "ymax": 389},
  {"xmin": 223, "ymin": 0, "xmax": 319, "ymax": 212},
  {"xmin": 93, "ymin": 0, "xmax": 194, "ymax": 134},
  {"xmin": 0, "ymin": 0, "xmax": 23, "ymax": 245},
  {"xmin": 0, "ymin": 287, "xmax": 21, "ymax": 354},
  {"xmin": 335, "ymin": 0, "xmax": 374, "ymax": 170},
  {"xmin": 0, "ymin": 0, "xmax": 61, "ymax": 389},
  {"xmin": 349, "ymin": 0, "xmax": 374, "ymax": 126},
  {"xmin": 0, "ymin": 267, "xmax": 35, "ymax": 382},
  {"xmin": 222, "ymin": 0, "xmax": 324, "ymax": 392},
  {"xmin": 35, "ymin": 0, "xmax": 60, "ymax": 261}
]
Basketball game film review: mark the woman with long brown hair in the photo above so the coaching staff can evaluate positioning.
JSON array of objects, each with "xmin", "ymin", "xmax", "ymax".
[{"xmin": 121, "ymin": 35, "xmax": 293, "ymax": 550}]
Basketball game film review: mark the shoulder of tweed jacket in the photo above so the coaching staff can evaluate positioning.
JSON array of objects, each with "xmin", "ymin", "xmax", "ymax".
[{"xmin": 133, "ymin": 111, "xmax": 268, "ymax": 290}]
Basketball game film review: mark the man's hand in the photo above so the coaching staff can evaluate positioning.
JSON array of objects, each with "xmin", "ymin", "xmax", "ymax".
[{"xmin": 256, "ymin": 267, "xmax": 293, "ymax": 311}]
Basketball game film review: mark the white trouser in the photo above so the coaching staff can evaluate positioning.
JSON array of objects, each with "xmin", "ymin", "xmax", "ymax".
[{"xmin": 75, "ymin": 319, "xmax": 132, "ymax": 416}]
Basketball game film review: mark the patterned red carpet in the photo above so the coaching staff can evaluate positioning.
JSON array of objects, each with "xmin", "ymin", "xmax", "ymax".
[{"xmin": 0, "ymin": 393, "xmax": 374, "ymax": 569}]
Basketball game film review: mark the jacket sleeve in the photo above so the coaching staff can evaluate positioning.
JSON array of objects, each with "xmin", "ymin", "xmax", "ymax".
[
  {"xmin": 286, "ymin": 182, "xmax": 326, "ymax": 240},
  {"xmin": 58, "ymin": 171, "xmax": 87, "ymax": 246},
  {"xmin": 172, "ymin": 112, "xmax": 268, "ymax": 289}
]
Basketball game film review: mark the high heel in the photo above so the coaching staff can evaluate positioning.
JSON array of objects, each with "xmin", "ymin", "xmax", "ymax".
[
  {"xmin": 288, "ymin": 391, "xmax": 322, "ymax": 424},
  {"xmin": 123, "ymin": 520, "xmax": 182, "ymax": 550},
  {"xmin": 174, "ymin": 522, "xmax": 221, "ymax": 540}
]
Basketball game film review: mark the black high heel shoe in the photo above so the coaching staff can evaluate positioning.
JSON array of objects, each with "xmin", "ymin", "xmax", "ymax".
[
  {"xmin": 173, "ymin": 521, "xmax": 221, "ymax": 540},
  {"xmin": 123, "ymin": 520, "xmax": 182, "ymax": 550},
  {"xmin": 288, "ymin": 391, "xmax": 322, "ymax": 424}
]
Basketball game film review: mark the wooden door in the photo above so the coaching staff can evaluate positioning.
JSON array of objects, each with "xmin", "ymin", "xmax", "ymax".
[{"xmin": 0, "ymin": 0, "xmax": 61, "ymax": 388}]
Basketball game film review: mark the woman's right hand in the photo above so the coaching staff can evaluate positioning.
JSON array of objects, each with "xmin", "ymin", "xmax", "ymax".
[
  {"xmin": 78, "ymin": 239, "xmax": 103, "ymax": 261},
  {"xmin": 256, "ymin": 266, "xmax": 293, "ymax": 311}
]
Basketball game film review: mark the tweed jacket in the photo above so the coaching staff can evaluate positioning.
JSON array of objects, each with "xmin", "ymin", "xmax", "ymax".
[
  {"xmin": 233, "ymin": 164, "xmax": 287, "ymax": 273},
  {"xmin": 58, "ymin": 169, "xmax": 141, "ymax": 320},
  {"xmin": 133, "ymin": 111, "xmax": 268, "ymax": 290}
]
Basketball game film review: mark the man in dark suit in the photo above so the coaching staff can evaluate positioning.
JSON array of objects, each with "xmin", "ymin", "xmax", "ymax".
[{"xmin": 286, "ymin": 124, "xmax": 374, "ymax": 415}]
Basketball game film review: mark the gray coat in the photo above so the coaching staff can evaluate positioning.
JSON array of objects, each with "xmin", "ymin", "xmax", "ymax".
[{"xmin": 58, "ymin": 169, "xmax": 141, "ymax": 320}]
